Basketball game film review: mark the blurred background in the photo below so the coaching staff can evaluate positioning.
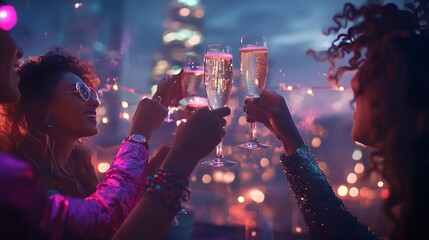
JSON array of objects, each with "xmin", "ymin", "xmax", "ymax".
[{"xmin": 9, "ymin": 0, "xmax": 403, "ymax": 239}]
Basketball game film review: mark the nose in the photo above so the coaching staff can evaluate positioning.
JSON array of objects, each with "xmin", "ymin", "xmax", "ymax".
[
  {"xmin": 90, "ymin": 98, "xmax": 100, "ymax": 108},
  {"xmin": 88, "ymin": 94, "xmax": 100, "ymax": 108},
  {"xmin": 16, "ymin": 45, "xmax": 24, "ymax": 60}
]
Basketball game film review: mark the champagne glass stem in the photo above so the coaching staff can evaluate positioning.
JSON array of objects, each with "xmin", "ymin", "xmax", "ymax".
[
  {"xmin": 250, "ymin": 121, "xmax": 257, "ymax": 141},
  {"xmin": 216, "ymin": 141, "xmax": 224, "ymax": 159},
  {"xmin": 164, "ymin": 106, "xmax": 174, "ymax": 122}
]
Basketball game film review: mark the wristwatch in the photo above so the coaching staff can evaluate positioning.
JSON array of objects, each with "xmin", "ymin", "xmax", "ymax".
[{"xmin": 125, "ymin": 134, "xmax": 149, "ymax": 149}]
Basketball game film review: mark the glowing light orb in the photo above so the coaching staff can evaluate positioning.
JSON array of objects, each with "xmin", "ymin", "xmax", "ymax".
[
  {"xmin": 349, "ymin": 187, "xmax": 359, "ymax": 197},
  {"xmin": 202, "ymin": 174, "xmax": 212, "ymax": 184},
  {"xmin": 249, "ymin": 189, "xmax": 265, "ymax": 203},
  {"xmin": 74, "ymin": 3, "xmax": 83, "ymax": 9},
  {"xmin": 354, "ymin": 163, "xmax": 365, "ymax": 174},
  {"xmin": 97, "ymin": 162, "xmax": 110, "ymax": 173},
  {"xmin": 352, "ymin": 149, "xmax": 362, "ymax": 160},
  {"xmin": 337, "ymin": 185, "xmax": 348, "ymax": 197},
  {"xmin": 0, "ymin": 5, "xmax": 17, "ymax": 31},
  {"xmin": 347, "ymin": 173, "xmax": 357, "ymax": 184},
  {"xmin": 121, "ymin": 101, "xmax": 129, "ymax": 108},
  {"xmin": 260, "ymin": 158, "xmax": 269, "ymax": 168}
]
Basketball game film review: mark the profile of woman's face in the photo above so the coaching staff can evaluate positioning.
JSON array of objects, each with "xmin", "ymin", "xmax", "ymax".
[
  {"xmin": 49, "ymin": 72, "xmax": 100, "ymax": 140},
  {"xmin": 0, "ymin": 29, "xmax": 22, "ymax": 103},
  {"xmin": 350, "ymin": 72, "xmax": 374, "ymax": 147}
]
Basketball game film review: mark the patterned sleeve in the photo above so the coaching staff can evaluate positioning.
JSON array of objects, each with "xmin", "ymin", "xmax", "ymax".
[
  {"xmin": 280, "ymin": 144, "xmax": 380, "ymax": 240},
  {"xmin": 45, "ymin": 141, "xmax": 149, "ymax": 240}
]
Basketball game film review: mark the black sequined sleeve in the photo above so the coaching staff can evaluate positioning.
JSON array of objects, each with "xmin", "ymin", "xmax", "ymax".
[{"xmin": 280, "ymin": 144, "xmax": 380, "ymax": 240}]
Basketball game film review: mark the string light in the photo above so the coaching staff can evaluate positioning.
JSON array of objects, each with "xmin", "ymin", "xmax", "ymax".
[{"xmin": 74, "ymin": 3, "xmax": 83, "ymax": 9}]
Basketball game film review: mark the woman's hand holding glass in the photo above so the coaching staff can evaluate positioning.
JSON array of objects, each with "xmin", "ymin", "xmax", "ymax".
[
  {"xmin": 237, "ymin": 35, "xmax": 271, "ymax": 150},
  {"xmin": 155, "ymin": 71, "xmax": 183, "ymax": 122},
  {"xmin": 244, "ymin": 89, "xmax": 304, "ymax": 156},
  {"xmin": 162, "ymin": 106, "xmax": 231, "ymax": 176}
]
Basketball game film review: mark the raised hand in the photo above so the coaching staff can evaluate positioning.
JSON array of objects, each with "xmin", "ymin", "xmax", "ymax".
[
  {"xmin": 153, "ymin": 70, "xmax": 183, "ymax": 108},
  {"xmin": 129, "ymin": 98, "xmax": 167, "ymax": 142},
  {"xmin": 244, "ymin": 89, "xmax": 303, "ymax": 155},
  {"xmin": 162, "ymin": 106, "xmax": 231, "ymax": 176}
]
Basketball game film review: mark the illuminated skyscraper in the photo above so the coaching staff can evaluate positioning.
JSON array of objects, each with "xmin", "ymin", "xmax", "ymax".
[
  {"xmin": 367, "ymin": 0, "xmax": 383, "ymax": 5},
  {"xmin": 150, "ymin": 0, "xmax": 205, "ymax": 88}
]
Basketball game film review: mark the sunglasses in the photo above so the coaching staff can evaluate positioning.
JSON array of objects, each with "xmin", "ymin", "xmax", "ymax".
[{"xmin": 57, "ymin": 82, "xmax": 99, "ymax": 102}]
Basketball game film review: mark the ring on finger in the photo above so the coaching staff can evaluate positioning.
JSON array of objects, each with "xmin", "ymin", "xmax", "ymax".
[{"xmin": 153, "ymin": 95, "xmax": 162, "ymax": 102}]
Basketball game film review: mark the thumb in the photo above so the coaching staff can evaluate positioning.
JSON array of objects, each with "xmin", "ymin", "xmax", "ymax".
[{"xmin": 212, "ymin": 107, "xmax": 231, "ymax": 118}]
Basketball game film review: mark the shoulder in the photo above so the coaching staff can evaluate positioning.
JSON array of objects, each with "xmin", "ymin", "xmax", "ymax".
[
  {"xmin": 0, "ymin": 152, "xmax": 43, "ymax": 203},
  {"xmin": 0, "ymin": 152, "xmax": 34, "ymax": 179}
]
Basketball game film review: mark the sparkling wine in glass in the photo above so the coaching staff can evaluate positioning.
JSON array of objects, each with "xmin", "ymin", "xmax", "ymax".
[
  {"xmin": 179, "ymin": 56, "xmax": 208, "ymax": 115},
  {"xmin": 200, "ymin": 44, "xmax": 238, "ymax": 167},
  {"xmin": 237, "ymin": 35, "xmax": 271, "ymax": 149}
]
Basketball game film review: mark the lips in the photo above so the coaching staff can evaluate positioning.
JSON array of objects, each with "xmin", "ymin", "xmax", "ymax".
[{"xmin": 83, "ymin": 110, "xmax": 97, "ymax": 122}]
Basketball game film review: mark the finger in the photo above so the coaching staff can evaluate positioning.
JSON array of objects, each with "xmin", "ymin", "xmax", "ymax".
[
  {"xmin": 212, "ymin": 107, "xmax": 231, "ymax": 118},
  {"xmin": 244, "ymin": 104, "xmax": 257, "ymax": 116},
  {"xmin": 246, "ymin": 115, "xmax": 256, "ymax": 122},
  {"xmin": 242, "ymin": 105, "xmax": 248, "ymax": 114},
  {"xmin": 155, "ymin": 73, "xmax": 181, "ymax": 105},
  {"xmin": 244, "ymin": 98, "xmax": 255, "ymax": 105},
  {"xmin": 172, "ymin": 70, "xmax": 184, "ymax": 101},
  {"xmin": 220, "ymin": 128, "xmax": 226, "ymax": 138},
  {"xmin": 252, "ymin": 97, "xmax": 276, "ymax": 116},
  {"xmin": 216, "ymin": 117, "xmax": 227, "ymax": 127},
  {"xmin": 266, "ymin": 89, "xmax": 282, "ymax": 97},
  {"xmin": 152, "ymin": 95, "xmax": 162, "ymax": 103},
  {"xmin": 259, "ymin": 89, "xmax": 274, "ymax": 99}
]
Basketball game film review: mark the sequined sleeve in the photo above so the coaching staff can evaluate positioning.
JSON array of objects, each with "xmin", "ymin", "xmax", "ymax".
[
  {"xmin": 280, "ymin": 144, "xmax": 380, "ymax": 240},
  {"xmin": 46, "ymin": 141, "xmax": 149, "ymax": 240}
]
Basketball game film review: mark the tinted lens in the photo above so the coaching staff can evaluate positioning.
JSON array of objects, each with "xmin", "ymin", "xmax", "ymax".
[
  {"xmin": 76, "ymin": 82, "xmax": 90, "ymax": 101},
  {"xmin": 89, "ymin": 88, "xmax": 99, "ymax": 100}
]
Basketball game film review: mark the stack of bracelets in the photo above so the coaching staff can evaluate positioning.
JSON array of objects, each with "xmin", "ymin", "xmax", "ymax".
[{"xmin": 142, "ymin": 168, "xmax": 191, "ymax": 215}]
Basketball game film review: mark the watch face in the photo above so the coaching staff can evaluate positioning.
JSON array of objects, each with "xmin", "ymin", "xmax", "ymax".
[{"xmin": 131, "ymin": 134, "xmax": 146, "ymax": 143}]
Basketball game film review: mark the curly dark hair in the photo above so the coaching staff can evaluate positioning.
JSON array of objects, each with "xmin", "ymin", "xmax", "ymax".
[
  {"xmin": 0, "ymin": 47, "xmax": 100, "ymax": 198},
  {"xmin": 310, "ymin": 1, "xmax": 429, "ymax": 239}
]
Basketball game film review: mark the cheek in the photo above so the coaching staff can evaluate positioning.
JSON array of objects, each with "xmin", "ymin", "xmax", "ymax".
[
  {"xmin": 351, "ymin": 98, "xmax": 373, "ymax": 146},
  {"xmin": 51, "ymin": 101, "xmax": 83, "ymax": 126},
  {"xmin": 0, "ymin": 68, "xmax": 20, "ymax": 103}
]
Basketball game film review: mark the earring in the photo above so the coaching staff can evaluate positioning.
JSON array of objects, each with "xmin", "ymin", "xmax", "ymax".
[{"xmin": 44, "ymin": 114, "xmax": 55, "ymax": 128}]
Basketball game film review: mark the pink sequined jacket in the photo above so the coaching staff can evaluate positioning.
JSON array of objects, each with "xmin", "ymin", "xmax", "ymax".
[{"xmin": 0, "ymin": 141, "xmax": 148, "ymax": 240}]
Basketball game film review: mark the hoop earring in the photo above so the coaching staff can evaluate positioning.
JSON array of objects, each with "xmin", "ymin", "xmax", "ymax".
[{"xmin": 45, "ymin": 114, "xmax": 55, "ymax": 128}]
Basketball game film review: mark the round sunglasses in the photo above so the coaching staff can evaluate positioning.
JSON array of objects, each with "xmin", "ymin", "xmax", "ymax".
[{"xmin": 56, "ymin": 82, "xmax": 99, "ymax": 102}]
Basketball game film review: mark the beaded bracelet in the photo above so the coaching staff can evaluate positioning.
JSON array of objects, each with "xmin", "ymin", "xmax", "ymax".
[{"xmin": 142, "ymin": 168, "xmax": 191, "ymax": 214}]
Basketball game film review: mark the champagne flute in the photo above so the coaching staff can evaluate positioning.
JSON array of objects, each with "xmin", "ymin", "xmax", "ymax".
[
  {"xmin": 178, "ymin": 55, "xmax": 208, "ymax": 119},
  {"xmin": 237, "ymin": 35, "xmax": 271, "ymax": 149},
  {"xmin": 200, "ymin": 44, "xmax": 238, "ymax": 167}
]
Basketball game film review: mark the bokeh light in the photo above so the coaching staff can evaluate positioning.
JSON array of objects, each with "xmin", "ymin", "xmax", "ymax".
[{"xmin": 0, "ymin": 5, "xmax": 17, "ymax": 31}]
